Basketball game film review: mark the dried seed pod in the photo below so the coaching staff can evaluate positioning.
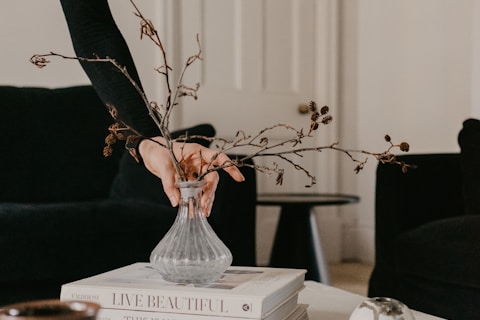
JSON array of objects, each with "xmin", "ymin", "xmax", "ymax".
[
  {"xmin": 106, "ymin": 103, "xmax": 119, "ymax": 119},
  {"xmin": 105, "ymin": 133, "xmax": 117, "ymax": 145},
  {"xmin": 275, "ymin": 171, "xmax": 284, "ymax": 185},
  {"xmin": 321, "ymin": 115, "xmax": 333, "ymax": 124},
  {"xmin": 103, "ymin": 146, "xmax": 113, "ymax": 157},
  {"xmin": 140, "ymin": 19, "xmax": 156, "ymax": 38},
  {"xmin": 30, "ymin": 55, "xmax": 50, "ymax": 68},
  {"xmin": 320, "ymin": 105, "xmax": 329, "ymax": 115},
  {"xmin": 400, "ymin": 142, "xmax": 410, "ymax": 152},
  {"xmin": 108, "ymin": 123, "xmax": 120, "ymax": 131}
]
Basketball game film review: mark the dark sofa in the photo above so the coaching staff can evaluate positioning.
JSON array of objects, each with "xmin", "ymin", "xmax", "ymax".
[
  {"xmin": 368, "ymin": 119, "xmax": 480, "ymax": 320},
  {"xmin": 0, "ymin": 85, "xmax": 257, "ymax": 305}
]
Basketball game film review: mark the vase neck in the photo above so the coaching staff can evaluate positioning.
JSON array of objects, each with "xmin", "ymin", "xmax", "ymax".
[
  {"xmin": 177, "ymin": 181, "xmax": 205, "ymax": 199},
  {"xmin": 177, "ymin": 181, "xmax": 205, "ymax": 218}
]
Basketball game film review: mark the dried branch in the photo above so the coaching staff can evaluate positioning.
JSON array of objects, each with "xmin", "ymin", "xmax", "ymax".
[{"xmin": 30, "ymin": 0, "xmax": 414, "ymax": 187}]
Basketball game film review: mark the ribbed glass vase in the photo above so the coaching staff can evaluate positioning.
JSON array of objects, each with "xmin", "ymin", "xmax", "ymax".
[{"xmin": 150, "ymin": 180, "xmax": 232, "ymax": 283}]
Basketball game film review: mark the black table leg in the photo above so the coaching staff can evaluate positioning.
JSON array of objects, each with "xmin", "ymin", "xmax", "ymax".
[{"xmin": 269, "ymin": 204, "xmax": 329, "ymax": 283}]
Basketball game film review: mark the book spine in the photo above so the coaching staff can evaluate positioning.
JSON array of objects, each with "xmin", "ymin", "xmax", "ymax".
[
  {"xmin": 96, "ymin": 300, "xmax": 304, "ymax": 320},
  {"xmin": 97, "ymin": 308, "xmax": 252, "ymax": 320},
  {"xmin": 60, "ymin": 286, "xmax": 264, "ymax": 318}
]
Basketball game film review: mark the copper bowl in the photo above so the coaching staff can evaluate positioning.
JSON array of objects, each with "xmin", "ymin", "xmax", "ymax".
[{"xmin": 0, "ymin": 300, "xmax": 99, "ymax": 320}]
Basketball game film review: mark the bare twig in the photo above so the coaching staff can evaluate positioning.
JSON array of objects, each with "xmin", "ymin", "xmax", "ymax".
[{"xmin": 30, "ymin": 1, "xmax": 413, "ymax": 186}]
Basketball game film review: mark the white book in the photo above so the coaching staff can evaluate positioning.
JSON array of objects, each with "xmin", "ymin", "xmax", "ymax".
[
  {"xmin": 60, "ymin": 263, "xmax": 306, "ymax": 319},
  {"xmin": 290, "ymin": 304, "xmax": 309, "ymax": 320},
  {"xmin": 96, "ymin": 296, "xmax": 305, "ymax": 320}
]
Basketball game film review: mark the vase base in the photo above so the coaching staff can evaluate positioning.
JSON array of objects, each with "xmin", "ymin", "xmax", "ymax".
[
  {"xmin": 161, "ymin": 274, "xmax": 222, "ymax": 284},
  {"xmin": 152, "ymin": 262, "xmax": 228, "ymax": 284}
]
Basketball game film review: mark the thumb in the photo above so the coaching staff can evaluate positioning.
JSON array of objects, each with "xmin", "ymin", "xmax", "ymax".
[{"xmin": 161, "ymin": 177, "xmax": 180, "ymax": 207}]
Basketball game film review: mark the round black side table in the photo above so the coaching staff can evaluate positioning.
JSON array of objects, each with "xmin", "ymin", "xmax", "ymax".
[{"xmin": 257, "ymin": 193, "xmax": 360, "ymax": 283}]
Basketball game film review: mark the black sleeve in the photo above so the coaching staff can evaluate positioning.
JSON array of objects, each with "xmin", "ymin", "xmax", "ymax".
[{"xmin": 60, "ymin": 0, "xmax": 160, "ymax": 138}]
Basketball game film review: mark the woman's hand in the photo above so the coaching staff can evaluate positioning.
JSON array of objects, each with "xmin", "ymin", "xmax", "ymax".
[{"xmin": 138, "ymin": 137, "xmax": 245, "ymax": 216}]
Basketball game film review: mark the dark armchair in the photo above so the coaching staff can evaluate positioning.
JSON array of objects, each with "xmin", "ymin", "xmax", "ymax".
[
  {"xmin": 368, "ymin": 119, "xmax": 480, "ymax": 320},
  {"xmin": 0, "ymin": 85, "xmax": 257, "ymax": 305}
]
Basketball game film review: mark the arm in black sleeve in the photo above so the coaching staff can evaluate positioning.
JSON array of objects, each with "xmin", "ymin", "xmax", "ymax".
[{"xmin": 60, "ymin": 0, "xmax": 160, "ymax": 139}]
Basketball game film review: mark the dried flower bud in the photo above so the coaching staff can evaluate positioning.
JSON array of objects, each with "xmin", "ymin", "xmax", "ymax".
[
  {"xmin": 310, "ymin": 121, "xmax": 319, "ymax": 131},
  {"xmin": 384, "ymin": 134, "xmax": 391, "ymax": 142},
  {"xmin": 320, "ymin": 105, "xmax": 329, "ymax": 115},
  {"xmin": 354, "ymin": 163, "xmax": 364, "ymax": 174},
  {"xmin": 106, "ymin": 103, "xmax": 119, "ymax": 119},
  {"xmin": 105, "ymin": 133, "xmax": 117, "ymax": 145},
  {"xmin": 107, "ymin": 123, "xmax": 126, "ymax": 140},
  {"xmin": 103, "ymin": 146, "xmax": 113, "ymax": 157},
  {"xmin": 109, "ymin": 123, "xmax": 120, "ymax": 132},
  {"xmin": 377, "ymin": 153, "xmax": 394, "ymax": 163},
  {"xmin": 321, "ymin": 115, "xmax": 333, "ymax": 125},
  {"xmin": 140, "ymin": 19, "xmax": 156, "ymax": 38},
  {"xmin": 311, "ymin": 111, "xmax": 320, "ymax": 121},
  {"xmin": 399, "ymin": 142, "xmax": 410, "ymax": 152},
  {"xmin": 150, "ymin": 101, "xmax": 162, "ymax": 116},
  {"xmin": 309, "ymin": 101, "xmax": 317, "ymax": 112},
  {"xmin": 30, "ymin": 55, "xmax": 50, "ymax": 68},
  {"xmin": 275, "ymin": 171, "xmax": 284, "ymax": 185},
  {"xmin": 116, "ymin": 132, "xmax": 126, "ymax": 140}
]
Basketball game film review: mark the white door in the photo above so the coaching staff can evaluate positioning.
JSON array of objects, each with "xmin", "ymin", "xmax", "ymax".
[
  {"xmin": 165, "ymin": 0, "xmax": 340, "ymax": 264},
  {"xmin": 171, "ymin": 0, "xmax": 339, "ymax": 191}
]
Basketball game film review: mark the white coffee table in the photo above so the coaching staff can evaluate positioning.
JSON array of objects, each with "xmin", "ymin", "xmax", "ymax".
[{"xmin": 299, "ymin": 281, "xmax": 445, "ymax": 320}]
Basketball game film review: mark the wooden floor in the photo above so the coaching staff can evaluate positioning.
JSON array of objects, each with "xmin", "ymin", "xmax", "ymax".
[{"xmin": 328, "ymin": 262, "xmax": 373, "ymax": 296}]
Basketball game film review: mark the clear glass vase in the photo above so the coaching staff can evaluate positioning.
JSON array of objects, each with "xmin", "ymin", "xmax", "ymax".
[{"xmin": 150, "ymin": 180, "xmax": 233, "ymax": 283}]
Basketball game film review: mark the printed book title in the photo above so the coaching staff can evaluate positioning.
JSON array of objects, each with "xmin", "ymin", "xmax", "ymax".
[{"xmin": 110, "ymin": 292, "xmax": 250, "ymax": 314}]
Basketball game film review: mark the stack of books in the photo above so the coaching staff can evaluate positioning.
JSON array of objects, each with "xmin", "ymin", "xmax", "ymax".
[{"xmin": 60, "ymin": 262, "xmax": 308, "ymax": 320}]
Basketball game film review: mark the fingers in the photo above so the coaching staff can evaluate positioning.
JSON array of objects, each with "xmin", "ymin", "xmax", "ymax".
[
  {"xmin": 149, "ymin": 162, "xmax": 180, "ymax": 208},
  {"xmin": 207, "ymin": 152, "xmax": 245, "ymax": 182},
  {"xmin": 177, "ymin": 144, "xmax": 245, "ymax": 182},
  {"xmin": 139, "ymin": 138, "xmax": 180, "ymax": 207},
  {"xmin": 223, "ymin": 165, "xmax": 245, "ymax": 182},
  {"xmin": 201, "ymin": 171, "xmax": 219, "ymax": 216},
  {"xmin": 160, "ymin": 173, "xmax": 180, "ymax": 208},
  {"xmin": 139, "ymin": 138, "xmax": 245, "ymax": 214},
  {"xmin": 149, "ymin": 158, "xmax": 180, "ymax": 207}
]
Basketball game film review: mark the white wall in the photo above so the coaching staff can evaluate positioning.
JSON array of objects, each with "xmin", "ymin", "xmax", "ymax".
[
  {"xmin": 0, "ymin": 0, "xmax": 88, "ymax": 86},
  {"xmin": 0, "ymin": 0, "xmax": 159, "ymax": 97},
  {"xmin": 339, "ymin": 0, "xmax": 475, "ymax": 262}
]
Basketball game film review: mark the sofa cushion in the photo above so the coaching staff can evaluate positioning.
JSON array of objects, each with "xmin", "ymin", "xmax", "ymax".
[
  {"xmin": 394, "ymin": 215, "xmax": 480, "ymax": 289},
  {"xmin": 0, "ymin": 200, "xmax": 176, "ymax": 283},
  {"xmin": 0, "ymin": 200, "xmax": 177, "ymax": 304},
  {"xmin": 0, "ymin": 86, "xmax": 120, "ymax": 203}
]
